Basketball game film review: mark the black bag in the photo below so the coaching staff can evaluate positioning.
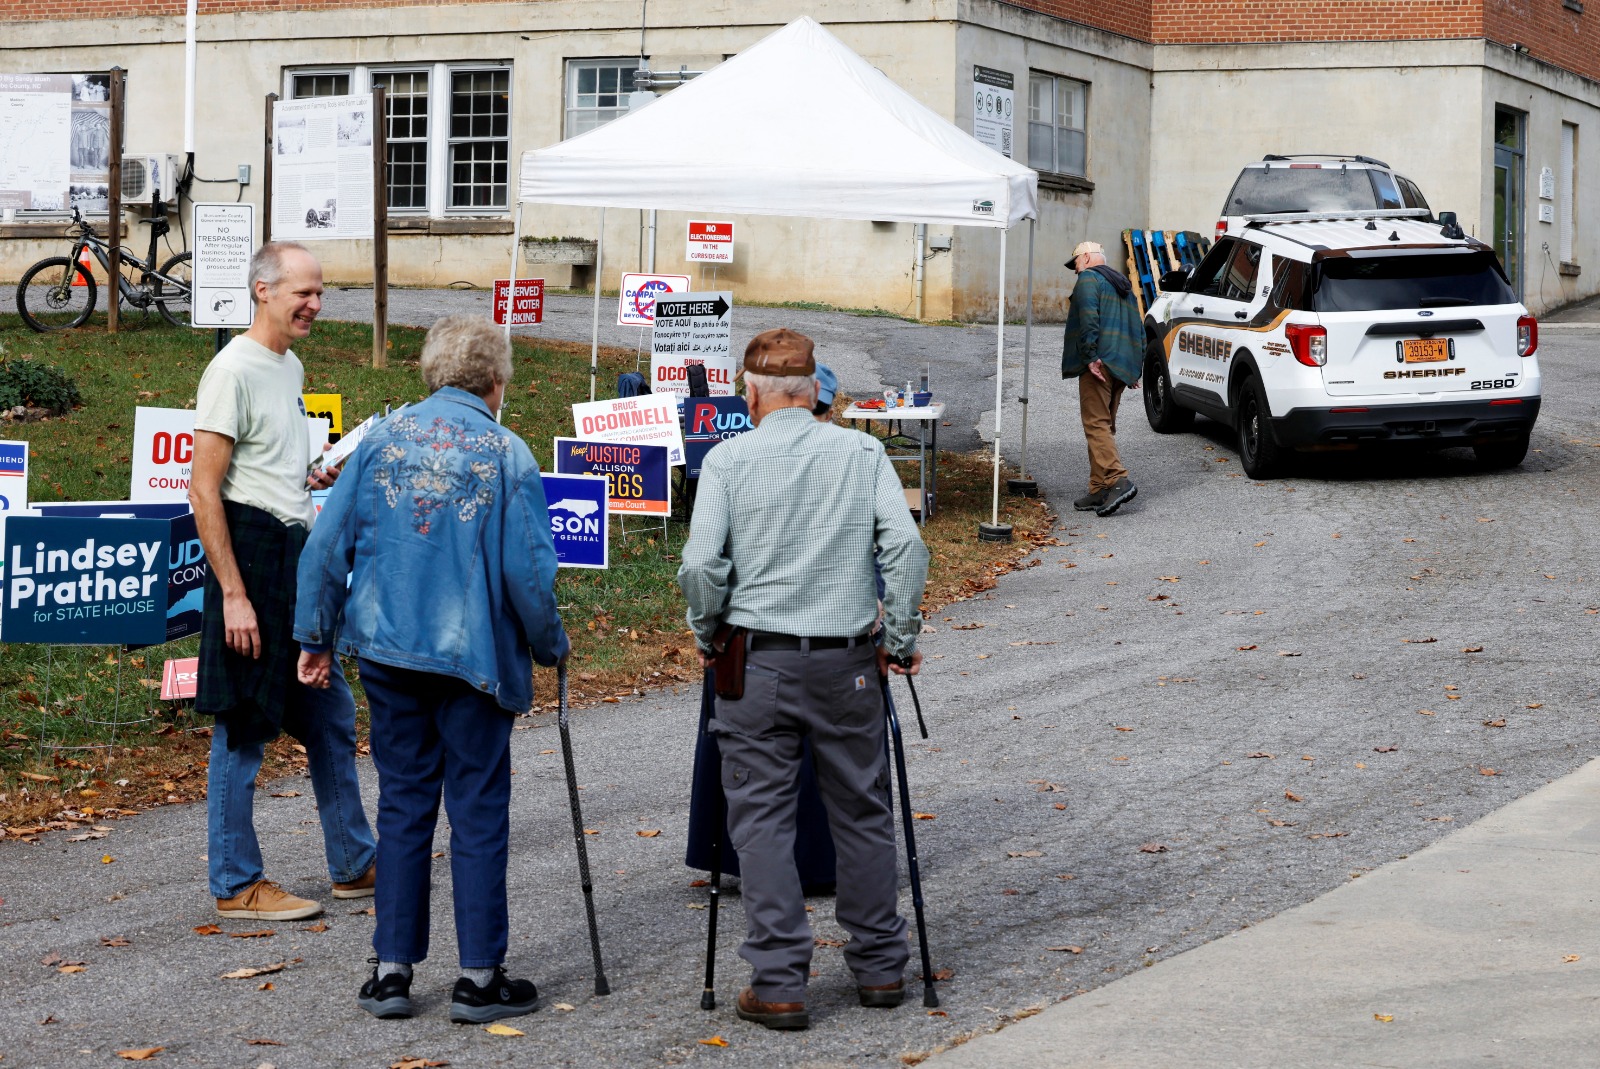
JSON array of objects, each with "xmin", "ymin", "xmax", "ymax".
[{"xmin": 686, "ymin": 363, "xmax": 711, "ymax": 397}]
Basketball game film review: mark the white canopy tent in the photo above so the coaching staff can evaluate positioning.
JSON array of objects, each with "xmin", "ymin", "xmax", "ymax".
[{"xmin": 515, "ymin": 15, "xmax": 1039, "ymax": 533}]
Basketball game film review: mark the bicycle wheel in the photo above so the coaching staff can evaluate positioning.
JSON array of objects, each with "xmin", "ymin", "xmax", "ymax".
[
  {"xmin": 154, "ymin": 251, "xmax": 193, "ymax": 329},
  {"xmin": 16, "ymin": 256, "xmax": 96, "ymax": 332}
]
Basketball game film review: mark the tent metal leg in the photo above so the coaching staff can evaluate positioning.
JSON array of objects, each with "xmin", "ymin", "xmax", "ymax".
[
  {"xmin": 505, "ymin": 201, "xmax": 524, "ymax": 346},
  {"xmin": 591, "ymin": 207, "xmax": 606, "ymax": 403},
  {"xmin": 980, "ymin": 227, "xmax": 1012, "ymax": 543},
  {"xmin": 1009, "ymin": 219, "xmax": 1038, "ymax": 498}
]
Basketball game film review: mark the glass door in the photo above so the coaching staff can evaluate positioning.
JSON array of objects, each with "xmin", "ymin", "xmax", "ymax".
[{"xmin": 1493, "ymin": 107, "xmax": 1525, "ymax": 296}]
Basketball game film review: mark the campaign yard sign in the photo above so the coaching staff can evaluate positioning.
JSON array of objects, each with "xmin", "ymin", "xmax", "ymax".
[
  {"xmin": 492, "ymin": 277, "xmax": 545, "ymax": 326},
  {"xmin": 0, "ymin": 440, "xmax": 28, "ymax": 513},
  {"xmin": 160, "ymin": 656, "xmax": 200, "ymax": 701},
  {"xmin": 554, "ymin": 438, "xmax": 669, "ymax": 517},
  {"xmin": 682, "ymin": 396, "xmax": 753, "ymax": 479},
  {"xmin": 1, "ymin": 516, "xmax": 169, "ymax": 645},
  {"xmin": 303, "ymin": 393, "xmax": 344, "ymax": 443},
  {"xmin": 540, "ymin": 473, "xmax": 609, "ymax": 569},
  {"xmin": 130, "ymin": 407, "xmax": 197, "ymax": 502},
  {"xmin": 617, "ymin": 272, "xmax": 690, "ymax": 327},
  {"xmin": 650, "ymin": 292, "xmax": 735, "ymax": 397},
  {"xmin": 571, "ymin": 395, "xmax": 685, "ymax": 466}
]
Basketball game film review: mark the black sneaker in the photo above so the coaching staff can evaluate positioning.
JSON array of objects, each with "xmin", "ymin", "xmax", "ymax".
[
  {"xmin": 450, "ymin": 967, "xmax": 539, "ymax": 1024},
  {"xmin": 357, "ymin": 966, "xmax": 414, "ymax": 1019},
  {"xmin": 1095, "ymin": 477, "xmax": 1138, "ymax": 517},
  {"xmin": 1073, "ymin": 488, "xmax": 1108, "ymax": 511}
]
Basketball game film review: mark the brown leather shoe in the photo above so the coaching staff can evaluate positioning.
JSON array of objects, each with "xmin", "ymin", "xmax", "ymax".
[
  {"xmin": 332, "ymin": 863, "xmax": 376, "ymax": 900},
  {"xmin": 215, "ymin": 879, "xmax": 323, "ymax": 921},
  {"xmin": 858, "ymin": 978, "xmax": 905, "ymax": 1008},
  {"xmin": 736, "ymin": 987, "xmax": 809, "ymax": 1030}
]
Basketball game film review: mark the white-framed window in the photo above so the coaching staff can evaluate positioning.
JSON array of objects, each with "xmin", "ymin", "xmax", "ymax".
[
  {"xmin": 565, "ymin": 58, "xmax": 639, "ymax": 137},
  {"xmin": 286, "ymin": 62, "xmax": 511, "ymax": 214},
  {"xmin": 1027, "ymin": 72, "xmax": 1087, "ymax": 178}
]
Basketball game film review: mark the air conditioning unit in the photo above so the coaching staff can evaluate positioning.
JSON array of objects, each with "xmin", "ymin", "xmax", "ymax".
[{"xmin": 120, "ymin": 154, "xmax": 182, "ymax": 205}]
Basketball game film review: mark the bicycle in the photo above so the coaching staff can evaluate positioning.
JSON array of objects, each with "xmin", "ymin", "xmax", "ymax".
[{"xmin": 14, "ymin": 194, "xmax": 192, "ymax": 332}]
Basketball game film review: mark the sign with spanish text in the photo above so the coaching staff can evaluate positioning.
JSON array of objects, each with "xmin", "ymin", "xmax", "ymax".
[
  {"xmin": 160, "ymin": 656, "xmax": 199, "ymax": 701},
  {"xmin": 130, "ymin": 407, "xmax": 196, "ymax": 502},
  {"xmin": 191, "ymin": 202, "xmax": 256, "ymax": 329},
  {"xmin": 682, "ymin": 396, "xmax": 752, "ymax": 479},
  {"xmin": 553, "ymin": 438, "xmax": 669, "ymax": 517},
  {"xmin": 650, "ymin": 292, "xmax": 735, "ymax": 398},
  {"xmin": 540, "ymin": 472, "xmax": 609, "ymax": 569},
  {"xmin": 617, "ymin": 272, "xmax": 690, "ymax": 327},
  {"xmin": 571, "ymin": 394, "xmax": 685, "ymax": 466},
  {"xmin": 0, "ymin": 516, "xmax": 169, "ymax": 645},
  {"xmin": 492, "ymin": 277, "xmax": 545, "ymax": 326},
  {"xmin": 0, "ymin": 440, "xmax": 29, "ymax": 513},
  {"xmin": 686, "ymin": 220, "xmax": 735, "ymax": 264}
]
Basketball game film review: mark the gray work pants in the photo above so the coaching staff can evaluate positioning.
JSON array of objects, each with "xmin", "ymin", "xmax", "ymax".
[{"xmin": 710, "ymin": 641, "xmax": 909, "ymax": 1003}]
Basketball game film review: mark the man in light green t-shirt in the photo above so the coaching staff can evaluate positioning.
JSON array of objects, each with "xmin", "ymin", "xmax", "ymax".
[{"xmin": 189, "ymin": 242, "xmax": 375, "ymax": 922}]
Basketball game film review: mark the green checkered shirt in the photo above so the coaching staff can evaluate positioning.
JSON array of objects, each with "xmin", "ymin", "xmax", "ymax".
[{"xmin": 678, "ymin": 406, "xmax": 929, "ymax": 658}]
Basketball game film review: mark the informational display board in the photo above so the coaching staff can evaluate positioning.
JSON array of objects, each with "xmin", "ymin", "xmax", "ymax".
[
  {"xmin": 493, "ymin": 277, "xmax": 545, "ymax": 326},
  {"xmin": 650, "ymin": 292, "xmax": 735, "ymax": 397},
  {"xmin": 681, "ymin": 396, "xmax": 752, "ymax": 479},
  {"xmin": 0, "ymin": 516, "xmax": 170, "ymax": 646},
  {"xmin": 130, "ymin": 407, "xmax": 197, "ymax": 502},
  {"xmin": 190, "ymin": 202, "xmax": 257, "ymax": 328},
  {"xmin": 0, "ymin": 73, "xmax": 83, "ymax": 213},
  {"xmin": 617, "ymin": 272, "xmax": 690, "ymax": 327},
  {"xmin": 270, "ymin": 94, "xmax": 376, "ymax": 241},
  {"xmin": 553, "ymin": 438, "xmax": 670, "ymax": 516},
  {"xmin": 0, "ymin": 440, "xmax": 29, "ymax": 513},
  {"xmin": 972, "ymin": 66, "xmax": 1014, "ymax": 159},
  {"xmin": 540, "ymin": 472, "xmax": 609, "ymax": 569},
  {"xmin": 571, "ymin": 395, "xmax": 686, "ymax": 466},
  {"xmin": 686, "ymin": 220, "xmax": 735, "ymax": 264}
]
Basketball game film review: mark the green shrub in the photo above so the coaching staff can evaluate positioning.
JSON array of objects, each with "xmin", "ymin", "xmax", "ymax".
[{"xmin": 0, "ymin": 357, "xmax": 82, "ymax": 415}]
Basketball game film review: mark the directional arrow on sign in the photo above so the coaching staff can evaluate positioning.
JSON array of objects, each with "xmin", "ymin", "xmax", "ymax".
[{"xmin": 656, "ymin": 295, "xmax": 730, "ymax": 320}]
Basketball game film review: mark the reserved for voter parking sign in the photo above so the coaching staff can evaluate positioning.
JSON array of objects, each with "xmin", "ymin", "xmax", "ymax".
[{"xmin": 617, "ymin": 273, "xmax": 690, "ymax": 327}]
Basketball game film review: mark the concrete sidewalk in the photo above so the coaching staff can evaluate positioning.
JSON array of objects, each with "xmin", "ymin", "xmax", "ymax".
[{"xmin": 928, "ymin": 757, "xmax": 1600, "ymax": 1068}]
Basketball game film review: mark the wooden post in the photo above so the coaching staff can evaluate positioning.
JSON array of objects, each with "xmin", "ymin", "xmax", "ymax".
[
  {"xmin": 371, "ymin": 86, "xmax": 388, "ymax": 369},
  {"xmin": 262, "ymin": 93, "xmax": 276, "ymax": 244},
  {"xmin": 107, "ymin": 67, "xmax": 125, "ymax": 334}
]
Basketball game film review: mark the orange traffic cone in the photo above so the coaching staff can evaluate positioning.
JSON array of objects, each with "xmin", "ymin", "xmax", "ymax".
[{"xmin": 71, "ymin": 246, "xmax": 92, "ymax": 286}]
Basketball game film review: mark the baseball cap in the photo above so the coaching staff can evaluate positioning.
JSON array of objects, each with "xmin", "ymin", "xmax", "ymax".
[
  {"xmin": 814, "ymin": 363, "xmax": 838, "ymax": 407},
  {"xmin": 1066, "ymin": 240, "xmax": 1104, "ymax": 270}
]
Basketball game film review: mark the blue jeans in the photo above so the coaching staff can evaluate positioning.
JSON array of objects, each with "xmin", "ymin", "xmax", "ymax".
[
  {"xmin": 359, "ymin": 659, "xmax": 513, "ymax": 969},
  {"xmin": 207, "ymin": 668, "xmax": 376, "ymax": 899}
]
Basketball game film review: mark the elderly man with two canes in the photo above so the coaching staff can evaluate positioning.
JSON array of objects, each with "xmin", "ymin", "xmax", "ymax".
[{"xmin": 678, "ymin": 328, "xmax": 930, "ymax": 1031}]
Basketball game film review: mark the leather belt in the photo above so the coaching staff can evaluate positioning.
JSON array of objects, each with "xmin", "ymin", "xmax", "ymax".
[{"xmin": 748, "ymin": 631, "xmax": 871, "ymax": 652}]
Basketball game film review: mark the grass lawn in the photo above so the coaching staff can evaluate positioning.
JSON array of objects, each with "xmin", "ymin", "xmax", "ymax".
[{"xmin": 0, "ymin": 313, "xmax": 1053, "ymax": 834}]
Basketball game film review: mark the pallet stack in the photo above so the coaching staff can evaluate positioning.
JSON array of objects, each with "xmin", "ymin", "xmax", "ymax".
[{"xmin": 1121, "ymin": 229, "xmax": 1213, "ymax": 316}]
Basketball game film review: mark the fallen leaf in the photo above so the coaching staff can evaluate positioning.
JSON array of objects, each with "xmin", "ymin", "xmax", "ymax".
[
  {"xmin": 115, "ymin": 1048, "xmax": 165, "ymax": 1061},
  {"xmin": 300, "ymin": 922, "xmax": 329, "ymax": 933},
  {"xmin": 698, "ymin": 1036, "xmax": 729, "ymax": 1047},
  {"xmin": 553, "ymin": 1002, "xmax": 576, "ymax": 1011},
  {"xmin": 19, "ymin": 771, "xmax": 60, "ymax": 783},
  {"xmin": 268, "ymin": 791, "xmax": 300, "ymax": 798},
  {"xmin": 1253, "ymin": 541, "xmax": 1267, "ymax": 547},
  {"xmin": 1374, "ymin": 1013, "xmax": 1394, "ymax": 1023},
  {"xmin": 1007, "ymin": 850, "xmax": 1043, "ymax": 858},
  {"xmin": 1237, "ymin": 645, "xmax": 1258, "ymax": 651},
  {"xmin": 390, "ymin": 1059, "xmax": 450, "ymax": 1069},
  {"xmin": 1284, "ymin": 790, "xmax": 1303, "ymax": 802},
  {"xmin": 1417, "ymin": 709, "xmax": 1436, "ymax": 716},
  {"xmin": 1446, "ymin": 694, "xmax": 1462, "ymax": 701},
  {"xmin": 1268, "ymin": 820, "xmax": 1296, "ymax": 827},
  {"xmin": 689, "ymin": 879, "xmax": 709, "ymax": 888},
  {"xmin": 1483, "ymin": 719, "xmax": 1507, "ymax": 728},
  {"xmin": 1113, "ymin": 725, "xmax": 1134, "ymax": 732},
  {"xmin": 1053, "ymin": 803, "xmax": 1066, "ymax": 810},
  {"xmin": 101, "ymin": 855, "xmax": 115, "ymax": 864},
  {"xmin": 350, "ymin": 906, "xmax": 375, "ymax": 916},
  {"xmin": 100, "ymin": 936, "xmax": 131, "ymax": 947},
  {"xmin": 1425, "ymin": 816, "xmax": 1455, "ymax": 822},
  {"xmin": 1374, "ymin": 746, "xmax": 1399, "ymax": 753},
  {"xmin": 636, "ymin": 830, "xmax": 661, "ymax": 838},
  {"xmin": 912, "ymin": 812, "xmax": 936, "ymax": 820},
  {"xmin": 539, "ymin": 749, "xmax": 556, "ymax": 755},
  {"xmin": 1057, "ymin": 873, "xmax": 1076, "ymax": 880},
  {"xmin": 193, "ymin": 924, "xmax": 223, "ymax": 936},
  {"xmin": 1277, "ymin": 650, "xmax": 1302, "ymax": 657},
  {"xmin": 1462, "ymin": 646, "xmax": 1484, "ymax": 653},
  {"xmin": 221, "ymin": 961, "xmax": 289, "ymax": 980},
  {"xmin": 1138, "ymin": 842, "xmax": 1168, "ymax": 853},
  {"xmin": 1046, "ymin": 945, "xmax": 1084, "ymax": 954},
  {"xmin": 1544, "ymin": 574, "xmax": 1558, "ymax": 580},
  {"xmin": 928, "ymin": 1009, "xmax": 949, "ymax": 1016},
  {"xmin": 1246, "ymin": 751, "xmax": 1274, "ymax": 759},
  {"xmin": 58, "ymin": 964, "xmax": 86, "ymax": 974},
  {"xmin": 247, "ymin": 1040, "xmax": 284, "ymax": 1047},
  {"xmin": 1001, "ymin": 889, "xmax": 1020, "ymax": 895},
  {"xmin": 483, "ymin": 1023, "xmax": 524, "ymax": 1037},
  {"xmin": 1157, "ymin": 576, "xmax": 1180, "ymax": 582},
  {"xmin": 1527, "ymin": 703, "xmax": 1544, "ymax": 709},
  {"xmin": 930, "ymin": 968, "xmax": 955, "ymax": 981},
  {"xmin": 258, "ymin": 981, "xmax": 275, "ymax": 991},
  {"xmin": 229, "ymin": 930, "xmax": 275, "ymax": 939},
  {"xmin": 1479, "ymin": 767, "xmax": 1500, "ymax": 776},
  {"xmin": 583, "ymin": 829, "xmax": 599, "ymax": 836},
  {"xmin": 1563, "ymin": 954, "xmax": 1580, "ymax": 963}
]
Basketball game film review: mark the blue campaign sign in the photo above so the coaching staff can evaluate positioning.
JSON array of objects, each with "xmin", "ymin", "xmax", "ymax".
[
  {"xmin": 540, "ymin": 473, "xmax": 609, "ymax": 570},
  {"xmin": 553, "ymin": 437, "xmax": 671, "ymax": 517},
  {"xmin": 32, "ymin": 500, "xmax": 192, "ymax": 520},
  {"xmin": 1, "ymin": 516, "xmax": 170, "ymax": 645},
  {"xmin": 682, "ymin": 396, "xmax": 752, "ymax": 478}
]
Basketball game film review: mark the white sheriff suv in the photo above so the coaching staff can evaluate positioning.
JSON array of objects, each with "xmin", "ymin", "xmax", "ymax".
[{"xmin": 1141, "ymin": 210, "xmax": 1540, "ymax": 478}]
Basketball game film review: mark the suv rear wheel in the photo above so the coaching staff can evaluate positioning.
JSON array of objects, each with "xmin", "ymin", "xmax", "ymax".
[
  {"xmin": 1237, "ymin": 375, "xmax": 1285, "ymax": 479},
  {"xmin": 1473, "ymin": 431, "xmax": 1530, "ymax": 470},
  {"xmin": 1142, "ymin": 339, "xmax": 1194, "ymax": 434}
]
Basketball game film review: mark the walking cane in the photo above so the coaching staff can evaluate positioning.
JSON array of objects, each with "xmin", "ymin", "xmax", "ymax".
[
  {"xmin": 699, "ymin": 668, "xmax": 724, "ymax": 1010},
  {"xmin": 557, "ymin": 662, "xmax": 611, "ymax": 996},
  {"xmin": 883, "ymin": 667, "xmax": 939, "ymax": 1008}
]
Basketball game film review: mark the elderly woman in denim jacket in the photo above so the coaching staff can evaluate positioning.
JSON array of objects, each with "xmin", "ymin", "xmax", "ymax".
[{"xmin": 293, "ymin": 314, "xmax": 569, "ymax": 1025}]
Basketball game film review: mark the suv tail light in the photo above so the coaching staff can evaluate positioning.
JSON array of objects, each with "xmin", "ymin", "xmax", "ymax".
[
  {"xmin": 1285, "ymin": 323, "xmax": 1328, "ymax": 367},
  {"xmin": 1216, "ymin": 218, "xmax": 1227, "ymax": 240},
  {"xmin": 1517, "ymin": 314, "xmax": 1538, "ymax": 357}
]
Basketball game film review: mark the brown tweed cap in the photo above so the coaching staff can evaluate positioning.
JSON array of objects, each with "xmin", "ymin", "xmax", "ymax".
[{"xmin": 743, "ymin": 328, "xmax": 816, "ymax": 377}]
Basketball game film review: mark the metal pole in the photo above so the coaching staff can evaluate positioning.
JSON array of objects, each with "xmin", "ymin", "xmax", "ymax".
[
  {"xmin": 184, "ymin": 0, "xmax": 197, "ymax": 155},
  {"xmin": 913, "ymin": 223, "xmax": 926, "ymax": 321},
  {"xmin": 107, "ymin": 68, "xmax": 125, "ymax": 335},
  {"xmin": 591, "ymin": 207, "xmax": 605, "ymax": 403},
  {"xmin": 505, "ymin": 200, "xmax": 523, "ymax": 345},
  {"xmin": 647, "ymin": 208, "xmax": 657, "ymax": 273},
  {"xmin": 979, "ymin": 228, "xmax": 1012, "ymax": 541},
  {"xmin": 1008, "ymin": 219, "xmax": 1038, "ymax": 497},
  {"xmin": 371, "ymin": 85, "xmax": 388, "ymax": 369}
]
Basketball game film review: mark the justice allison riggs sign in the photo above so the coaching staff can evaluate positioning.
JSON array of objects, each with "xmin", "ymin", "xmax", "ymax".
[
  {"xmin": 1, "ymin": 516, "xmax": 170, "ymax": 645},
  {"xmin": 553, "ymin": 438, "xmax": 670, "ymax": 517}
]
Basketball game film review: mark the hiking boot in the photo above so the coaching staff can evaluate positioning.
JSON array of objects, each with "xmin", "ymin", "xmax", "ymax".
[
  {"xmin": 858, "ymin": 978, "xmax": 905, "ymax": 1008},
  {"xmin": 1095, "ymin": 477, "xmax": 1138, "ymax": 517},
  {"xmin": 332, "ymin": 864, "xmax": 376, "ymax": 900},
  {"xmin": 449, "ymin": 967, "xmax": 539, "ymax": 1024},
  {"xmin": 1073, "ymin": 488, "xmax": 1108, "ymax": 511},
  {"xmin": 215, "ymin": 879, "xmax": 323, "ymax": 921},
  {"xmin": 357, "ymin": 966, "xmax": 414, "ymax": 1019},
  {"xmin": 736, "ymin": 987, "xmax": 809, "ymax": 1030}
]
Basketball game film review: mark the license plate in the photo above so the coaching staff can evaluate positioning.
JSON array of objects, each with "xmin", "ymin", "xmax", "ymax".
[{"xmin": 1401, "ymin": 338, "xmax": 1451, "ymax": 363}]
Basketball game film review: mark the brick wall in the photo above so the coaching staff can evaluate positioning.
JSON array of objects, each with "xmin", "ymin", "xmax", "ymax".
[
  {"xmin": 0, "ymin": 0, "xmax": 524, "ymax": 19},
  {"xmin": 1148, "ymin": 1, "xmax": 1485, "ymax": 44},
  {"xmin": 1484, "ymin": 0, "xmax": 1599, "ymax": 82},
  {"xmin": 998, "ymin": 1, "xmax": 1152, "ymax": 42}
]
